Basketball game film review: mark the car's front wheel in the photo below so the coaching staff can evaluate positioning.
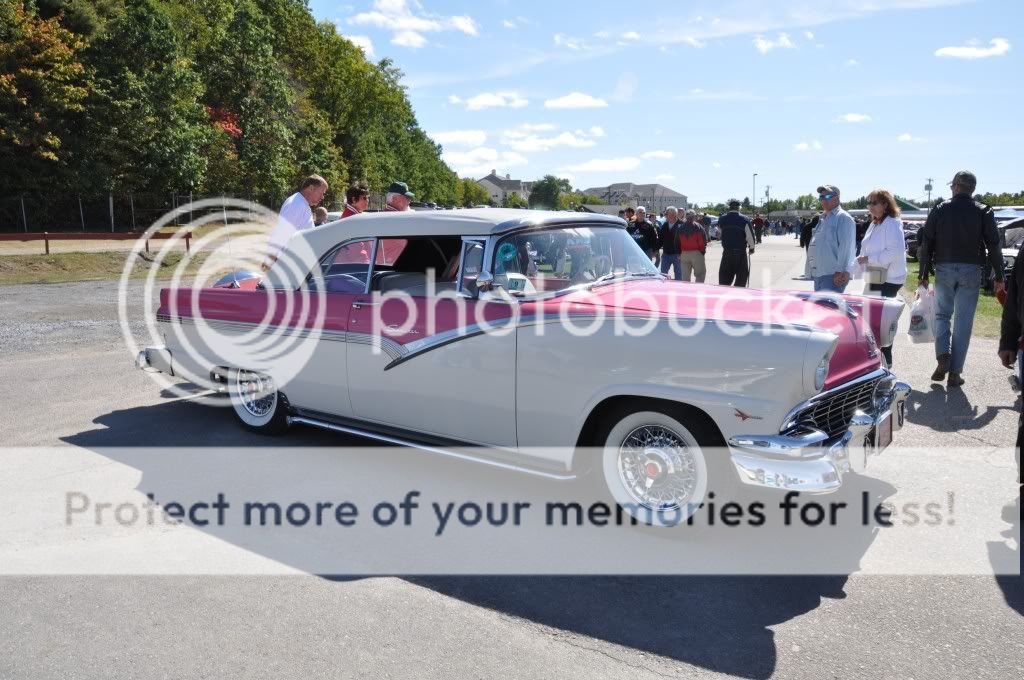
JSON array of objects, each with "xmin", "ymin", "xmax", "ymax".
[
  {"xmin": 228, "ymin": 368, "xmax": 289, "ymax": 434},
  {"xmin": 595, "ymin": 404, "xmax": 732, "ymax": 527}
]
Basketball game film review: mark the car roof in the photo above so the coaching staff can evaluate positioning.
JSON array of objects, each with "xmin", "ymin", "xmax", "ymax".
[
  {"xmin": 265, "ymin": 209, "xmax": 626, "ymax": 289},
  {"xmin": 314, "ymin": 208, "xmax": 624, "ymax": 238}
]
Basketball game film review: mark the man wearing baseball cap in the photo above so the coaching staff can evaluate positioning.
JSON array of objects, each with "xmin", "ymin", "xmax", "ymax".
[
  {"xmin": 918, "ymin": 170, "xmax": 1004, "ymax": 387},
  {"xmin": 811, "ymin": 184, "xmax": 856, "ymax": 294},
  {"xmin": 385, "ymin": 181, "xmax": 414, "ymax": 211}
]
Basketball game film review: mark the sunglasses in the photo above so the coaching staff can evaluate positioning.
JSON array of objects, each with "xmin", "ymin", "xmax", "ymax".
[{"xmin": 818, "ymin": 193, "xmax": 835, "ymax": 200}]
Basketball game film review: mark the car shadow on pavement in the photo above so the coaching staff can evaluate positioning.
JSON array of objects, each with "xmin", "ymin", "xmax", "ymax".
[
  {"xmin": 63, "ymin": 406, "xmax": 895, "ymax": 680},
  {"xmin": 905, "ymin": 383, "xmax": 1014, "ymax": 434}
]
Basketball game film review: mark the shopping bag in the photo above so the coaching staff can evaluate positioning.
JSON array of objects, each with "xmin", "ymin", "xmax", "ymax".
[{"xmin": 907, "ymin": 284, "xmax": 935, "ymax": 344}]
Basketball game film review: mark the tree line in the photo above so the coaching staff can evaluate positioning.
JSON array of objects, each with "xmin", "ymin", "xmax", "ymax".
[{"xmin": 0, "ymin": 0, "xmax": 470, "ymax": 207}]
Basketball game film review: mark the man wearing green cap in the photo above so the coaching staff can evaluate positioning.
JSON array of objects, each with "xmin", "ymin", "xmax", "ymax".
[
  {"xmin": 385, "ymin": 181, "xmax": 414, "ymax": 211},
  {"xmin": 918, "ymin": 170, "xmax": 1004, "ymax": 387}
]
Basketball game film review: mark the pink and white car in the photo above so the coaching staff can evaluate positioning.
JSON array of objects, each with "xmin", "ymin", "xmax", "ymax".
[{"xmin": 136, "ymin": 209, "xmax": 910, "ymax": 525}]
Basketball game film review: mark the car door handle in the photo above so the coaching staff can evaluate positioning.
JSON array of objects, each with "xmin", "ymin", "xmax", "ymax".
[{"xmin": 352, "ymin": 300, "xmax": 379, "ymax": 309}]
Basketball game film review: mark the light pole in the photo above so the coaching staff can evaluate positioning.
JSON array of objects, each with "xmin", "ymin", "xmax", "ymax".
[
  {"xmin": 765, "ymin": 185, "xmax": 771, "ymax": 220},
  {"xmin": 752, "ymin": 173, "xmax": 758, "ymax": 215}
]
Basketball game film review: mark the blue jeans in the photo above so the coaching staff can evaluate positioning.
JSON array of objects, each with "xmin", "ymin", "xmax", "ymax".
[
  {"xmin": 813, "ymin": 275, "xmax": 848, "ymax": 293},
  {"xmin": 933, "ymin": 263, "xmax": 982, "ymax": 373},
  {"xmin": 661, "ymin": 254, "xmax": 682, "ymax": 281}
]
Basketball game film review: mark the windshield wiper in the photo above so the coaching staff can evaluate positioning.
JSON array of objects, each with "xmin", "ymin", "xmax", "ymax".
[{"xmin": 587, "ymin": 271, "xmax": 658, "ymax": 288}]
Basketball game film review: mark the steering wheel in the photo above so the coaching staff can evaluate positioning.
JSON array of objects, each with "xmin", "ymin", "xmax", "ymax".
[{"xmin": 324, "ymin": 274, "xmax": 365, "ymax": 293}]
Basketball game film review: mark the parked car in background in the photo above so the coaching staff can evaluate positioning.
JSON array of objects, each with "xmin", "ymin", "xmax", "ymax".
[
  {"xmin": 902, "ymin": 220, "xmax": 925, "ymax": 260},
  {"xmin": 136, "ymin": 209, "xmax": 910, "ymax": 526}
]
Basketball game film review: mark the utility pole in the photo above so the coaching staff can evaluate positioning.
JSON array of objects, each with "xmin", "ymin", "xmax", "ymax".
[
  {"xmin": 752, "ymin": 173, "xmax": 758, "ymax": 216},
  {"xmin": 925, "ymin": 178, "xmax": 934, "ymax": 206},
  {"xmin": 765, "ymin": 186, "xmax": 772, "ymax": 219}
]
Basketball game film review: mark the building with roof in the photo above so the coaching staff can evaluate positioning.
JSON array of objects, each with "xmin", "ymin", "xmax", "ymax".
[
  {"xmin": 582, "ymin": 182, "xmax": 687, "ymax": 215},
  {"xmin": 477, "ymin": 170, "xmax": 532, "ymax": 206}
]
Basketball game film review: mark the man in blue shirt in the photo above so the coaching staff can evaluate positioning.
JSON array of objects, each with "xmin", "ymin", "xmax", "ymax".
[{"xmin": 811, "ymin": 184, "xmax": 856, "ymax": 293}]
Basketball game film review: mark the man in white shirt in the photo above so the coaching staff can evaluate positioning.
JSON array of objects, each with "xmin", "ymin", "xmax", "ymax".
[{"xmin": 265, "ymin": 175, "xmax": 329, "ymax": 265}]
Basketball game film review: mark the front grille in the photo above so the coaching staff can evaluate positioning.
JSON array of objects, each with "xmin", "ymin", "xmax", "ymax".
[{"xmin": 791, "ymin": 376, "xmax": 881, "ymax": 438}]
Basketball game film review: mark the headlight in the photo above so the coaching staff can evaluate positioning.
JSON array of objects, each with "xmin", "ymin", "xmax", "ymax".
[
  {"xmin": 814, "ymin": 355, "xmax": 829, "ymax": 391},
  {"xmin": 872, "ymin": 376, "xmax": 896, "ymax": 410},
  {"xmin": 804, "ymin": 331, "xmax": 838, "ymax": 395}
]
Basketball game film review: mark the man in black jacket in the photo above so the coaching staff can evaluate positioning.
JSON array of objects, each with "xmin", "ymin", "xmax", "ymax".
[
  {"xmin": 659, "ymin": 206, "xmax": 684, "ymax": 280},
  {"xmin": 718, "ymin": 199, "xmax": 755, "ymax": 287},
  {"xmin": 919, "ymin": 170, "xmax": 1004, "ymax": 386},
  {"xmin": 998, "ymin": 240, "xmax": 1023, "ymax": 482},
  {"xmin": 626, "ymin": 206, "xmax": 660, "ymax": 262}
]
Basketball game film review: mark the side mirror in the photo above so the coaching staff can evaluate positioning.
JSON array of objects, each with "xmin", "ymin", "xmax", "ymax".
[{"xmin": 476, "ymin": 271, "xmax": 494, "ymax": 292}]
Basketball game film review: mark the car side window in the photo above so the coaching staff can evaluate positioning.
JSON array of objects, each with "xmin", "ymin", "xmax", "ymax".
[{"xmin": 305, "ymin": 239, "xmax": 374, "ymax": 293}]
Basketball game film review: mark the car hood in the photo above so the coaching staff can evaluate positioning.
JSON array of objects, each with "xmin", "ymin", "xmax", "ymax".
[{"xmin": 557, "ymin": 279, "xmax": 882, "ymax": 388}]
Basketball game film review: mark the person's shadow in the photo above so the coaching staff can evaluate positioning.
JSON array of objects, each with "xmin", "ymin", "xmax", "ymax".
[
  {"xmin": 905, "ymin": 383, "xmax": 1011, "ymax": 434},
  {"xmin": 63, "ymin": 403, "xmax": 895, "ymax": 680},
  {"xmin": 990, "ymin": 494, "xmax": 1022, "ymax": 617}
]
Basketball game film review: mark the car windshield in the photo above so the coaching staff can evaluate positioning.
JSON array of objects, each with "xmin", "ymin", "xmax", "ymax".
[{"xmin": 492, "ymin": 225, "xmax": 660, "ymax": 296}]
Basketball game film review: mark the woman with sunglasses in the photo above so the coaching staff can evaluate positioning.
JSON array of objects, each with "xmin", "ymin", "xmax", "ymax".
[{"xmin": 856, "ymin": 188, "xmax": 908, "ymax": 366}]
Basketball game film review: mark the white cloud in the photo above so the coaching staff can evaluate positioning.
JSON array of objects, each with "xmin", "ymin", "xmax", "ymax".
[
  {"xmin": 501, "ymin": 124, "xmax": 604, "ymax": 152},
  {"xmin": 804, "ymin": 30, "xmax": 815, "ymax": 40},
  {"xmin": 553, "ymin": 33, "xmax": 588, "ymax": 50},
  {"xmin": 392, "ymin": 30, "xmax": 426, "ymax": 48},
  {"xmin": 794, "ymin": 140, "xmax": 823, "ymax": 152},
  {"xmin": 753, "ymin": 33, "xmax": 795, "ymax": 54},
  {"xmin": 588, "ymin": 126, "xmax": 606, "ymax": 138},
  {"xmin": 431, "ymin": 130, "xmax": 487, "ymax": 147},
  {"xmin": 846, "ymin": 58, "xmax": 859, "ymax": 66},
  {"xmin": 655, "ymin": 174, "xmax": 674, "ymax": 181},
  {"xmin": 443, "ymin": 147, "xmax": 527, "ymax": 178},
  {"xmin": 640, "ymin": 150, "xmax": 675, "ymax": 159},
  {"xmin": 559, "ymin": 157, "xmax": 641, "ymax": 173},
  {"xmin": 502, "ymin": 19, "xmax": 516, "ymax": 29},
  {"xmin": 681, "ymin": 36, "xmax": 706, "ymax": 48},
  {"xmin": 344, "ymin": 35, "xmax": 374, "ymax": 57},
  {"xmin": 897, "ymin": 133, "xmax": 926, "ymax": 143},
  {"xmin": 622, "ymin": 31, "xmax": 641, "ymax": 41},
  {"xmin": 447, "ymin": 94, "xmax": 462, "ymax": 104},
  {"xmin": 544, "ymin": 92, "xmax": 609, "ymax": 109},
  {"xmin": 593, "ymin": 30, "xmax": 611, "ymax": 39},
  {"xmin": 935, "ymin": 37, "xmax": 1010, "ymax": 59},
  {"xmin": 348, "ymin": 0, "xmax": 478, "ymax": 48},
  {"xmin": 711, "ymin": 162, "xmax": 722, "ymax": 169},
  {"xmin": 462, "ymin": 92, "xmax": 529, "ymax": 111},
  {"xmin": 835, "ymin": 112, "xmax": 872, "ymax": 123}
]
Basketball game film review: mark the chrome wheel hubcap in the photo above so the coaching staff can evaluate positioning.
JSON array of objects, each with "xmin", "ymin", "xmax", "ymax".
[
  {"xmin": 617, "ymin": 425, "xmax": 698, "ymax": 510},
  {"xmin": 237, "ymin": 371, "xmax": 275, "ymax": 418}
]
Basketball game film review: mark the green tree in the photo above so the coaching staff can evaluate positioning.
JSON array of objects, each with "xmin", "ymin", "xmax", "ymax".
[
  {"xmin": 72, "ymin": 0, "xmax": 210, "ymax": 193},
  {"xmin": 529, "ymin": 175, "xmax": 572, "ymax": 209},
  {"xmin": 503, "ymin": 191, "xmax": 528, "ymax": 208},
  {"xmin": 0, "ymin": 2, "xmax": 89, "ymax": 193},
  {"xmin": 458, "ymin": 178, "xmax": 489, "ymax": 207}
]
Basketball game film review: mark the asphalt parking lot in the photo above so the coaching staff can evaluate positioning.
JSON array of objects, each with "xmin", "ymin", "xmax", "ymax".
[{"xmin": 0, "ymin": 235, "xmax": 1020, "ymax": 679}]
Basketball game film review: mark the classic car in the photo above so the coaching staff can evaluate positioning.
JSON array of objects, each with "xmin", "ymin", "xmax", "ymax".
[{"xmin": 136, "ymin": 209, "xmax": 910, "ymax": 525}]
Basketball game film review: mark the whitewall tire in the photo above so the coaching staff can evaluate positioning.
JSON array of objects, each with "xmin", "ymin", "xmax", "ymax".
[{"xmin": 228, "ymin": 368, "xmax": 289, "ymax": 434}]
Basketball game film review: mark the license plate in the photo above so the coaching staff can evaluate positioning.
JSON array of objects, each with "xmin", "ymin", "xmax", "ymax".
[{"xmin": 875, "ymin": 412, "xmax": 893, "ymax": 451}]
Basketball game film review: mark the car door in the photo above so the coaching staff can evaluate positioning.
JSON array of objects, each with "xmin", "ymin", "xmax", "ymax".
[
  {"xmin": 279, "ymin": 237, "xmax": 374, "ymax": 418},
  {"xmin": 345, "ymin": 237, "xmax": 519, "ymax": 448}
]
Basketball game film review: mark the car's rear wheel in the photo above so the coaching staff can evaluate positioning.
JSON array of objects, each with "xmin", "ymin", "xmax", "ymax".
[
  {"xmin": 594, "ymin": 404, "xmax": 734, "ymax": 527},
  {"xmin": 228, "ymin": 368, "xmax": 289, "ymax": 434}
]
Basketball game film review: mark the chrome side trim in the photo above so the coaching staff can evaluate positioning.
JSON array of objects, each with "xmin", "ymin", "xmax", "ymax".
[
  {"xmin": 728, "ymin": 427, "xmax": 830, "ymax": 458},
  {"xmin": 286, "ymin": 415, "xmax": 576, "ymax": 481}
]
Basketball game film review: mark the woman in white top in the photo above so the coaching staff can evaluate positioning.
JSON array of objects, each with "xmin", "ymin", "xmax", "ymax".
[{"xmin": 856, "ymin": 188, "xmax": 908, "ymax": 366}]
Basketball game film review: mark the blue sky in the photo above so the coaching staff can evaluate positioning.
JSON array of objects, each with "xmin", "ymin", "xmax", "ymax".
[{"xmin": 310, "ymin": 0, "xmax": 1021, "ymax": 205}]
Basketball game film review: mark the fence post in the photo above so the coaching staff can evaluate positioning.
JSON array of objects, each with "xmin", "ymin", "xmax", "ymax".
[
  {"xmin": 78, "ymin": 195, "xmax": 85, "ymax": 230},
  {"xmin": 20, "ymin": 196, "xmax": 28, "ymax": 232},
  {"xmin": 44, "ymin": 232, "xmax": 49, "ymax": 255},
  {"xmin": 130, "ymin": 193, "xmax": 136, "ymax": 231},
  {"xmin": 109, "ymin": 192, "xmax": 115, "ymax": 232},
  {"xmin": 185, "ymin": 232, "xmax": 191, "ymax": 253}
]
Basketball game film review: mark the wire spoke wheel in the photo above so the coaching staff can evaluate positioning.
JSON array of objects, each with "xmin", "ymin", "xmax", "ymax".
[
  {"xmin": 235, "ymin": 370, "xmax": 276, "ymax": 418},
  {"xmin": 617, "ymin": 424, "xmax": 699, "ymax": 511}
]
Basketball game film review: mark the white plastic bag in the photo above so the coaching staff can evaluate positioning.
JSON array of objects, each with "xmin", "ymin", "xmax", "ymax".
[{"xmin": 907, "ymin": 284, "xmax": 935, "ymax": 344}]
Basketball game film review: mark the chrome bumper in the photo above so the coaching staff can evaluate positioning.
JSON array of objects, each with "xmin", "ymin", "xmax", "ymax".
[
  {"xmin": 135, "ymin": 346, "xmax": 174, "ymax": 375},
  {"xmin": 727, "ymin": 372, "xmax": 911, "ymax": 493}
]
